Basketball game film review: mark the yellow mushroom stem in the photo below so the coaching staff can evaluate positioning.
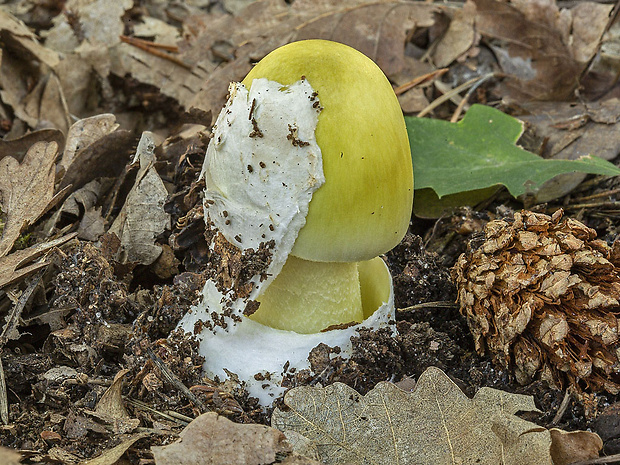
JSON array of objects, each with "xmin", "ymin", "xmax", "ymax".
[{"xmin": 249, "ymin": 255, "xmax": 392, "ymax": 334}]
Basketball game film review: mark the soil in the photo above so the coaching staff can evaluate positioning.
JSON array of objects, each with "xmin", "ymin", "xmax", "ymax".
[{"xmin": 3, "ymin": 195, "xmax": 620, "ymax": 461}]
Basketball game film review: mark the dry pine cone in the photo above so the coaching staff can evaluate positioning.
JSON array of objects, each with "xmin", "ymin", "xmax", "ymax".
[{"xmin": 452, "ymin": 209, "xmax": 620, "ymax": 393}]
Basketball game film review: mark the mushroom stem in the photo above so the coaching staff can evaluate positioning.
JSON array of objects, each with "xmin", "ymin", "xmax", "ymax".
[{"xmin": 250, "ymin": 255, "xmax": 364, "ymax": 334}]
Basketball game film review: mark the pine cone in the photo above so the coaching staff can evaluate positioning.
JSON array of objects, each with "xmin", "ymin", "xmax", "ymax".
[{"xmin": 452, "ymin": 209, "xmax": 620, "ymax": 393}]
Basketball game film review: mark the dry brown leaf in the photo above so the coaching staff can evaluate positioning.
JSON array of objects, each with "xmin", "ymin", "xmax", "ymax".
[
  {"xmin": 95, "ymin": 369, "xmax": 130, "ymax": 421},
  {"xmin": 25, "ymin": 72, "xmax": 71, "ymax": 134},
  {"xmin": 0, "ymin": 9, "xmax": 59, "ymax": 68},
  {"xmin": 82, "ymin": 432, "xmax": 150, "ymax": 465},
  {"xmin": 58, "ymin": 128, "xmax": 136, "ymax": 192},
  {"xmin": 0, "ymin": 129, "xmax": 64, "ymax": 163},
  {"xmin": 45, "ymin": 179, "xmax": 107, "ymax": 240},
  {"xmin": 107, "ymin": 0, "xmax": 438, "ymax": 117},
  {"xmin": 108, "ymin": 132, "xmax": 170, "ymax": 265},
  {"xmin": 518, "ymin": 98, "xmax": 620, "ymax": 203},
  {"xmin": 272, "ymin": 366, "xmax": 588, "ymax": 465},
  {"xmin": 44, "ymin": 0, "xmax": 132, "ymax": 50},
  {"xmin": 61, "ymin": 114, "xmax": 119, "ymax": 175},
  {"xmin": 0, "ymin": 141, "xmax": 60, "ymax": 257},
  {"xmin": 549, "ymin": 428, "xmax": 603, "ymax": 465},
  {"xmin": 152, "ymin": 412, "xmax": 321, "ymax": 465},
  {"xmin": 52, "ymin": 43, "xmax": 111, "ymax": 118},
  {"xmin": 433, "ymin": 1, "xmax": 476, "ymax": 68},
  {"xmin": 0, "ymin": 233, "xmax": 77, "ymax": 289},
  {"xmin": 0, "ymin": 45, "xmax": 64, "ymax": 132},
  {"xmin": 569, "ymin": 2, "xmax": 613, "ymax": 64},
  {"xmin": 472, "ymin": 0, "xmax": 612, "ymax": 101},
  {"xmin": 0, "ymin": 11, "xmax": 71, "ymax": 133},
  {"xmin": 78, "ymin": 206, "xmax": 106, "ymax": 242},
  {"xmin": 186, "ymin": 0, "xmax": 438, "ymax": 115}
]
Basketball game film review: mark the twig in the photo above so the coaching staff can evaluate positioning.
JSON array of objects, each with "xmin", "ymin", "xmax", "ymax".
[
  {"xmin": 568, "ymin": 454, "xmax": 620, "ymax": 465},
  {"xmin": 394, "ymin": 68, "xmax": 449, "ymax": 96},
  {"xmin": 569, "ymin": 188, "xmax": 620, "ymax": 203},
  {"xmin": 450, "ymin": 73, "xmax": 498, "ymax": 122},
  {"xmin": 549, "ymin": 388, "xmax": 572, "ymax": 426},
  {"xmin": 566, "ymin": 201, "xmax": 620, "ymax": 211},
  {"xmin": 417, "ymin": 73, "xmax": 498, "ymax": 118},
  {"xmin": 0, "ymin": 356, "xmax": 7, "ymax": 425},
  {"xmin": 146, "ymin": 348, "xmax": 209, "ymax": 413},
  {"xmin": 120, "ymin": 35, "xmax": 191, "ymax": 70},
  {"xmin": 398, "ymin": 301, "xmax": 459, "ymax": 313},
  {"xmin": 570, "ymin": 176, "xmax": 613, "ymax": 194},
  {"xmin": 125, "ymin": 397, "xmax": 191, "ymax": 425}
]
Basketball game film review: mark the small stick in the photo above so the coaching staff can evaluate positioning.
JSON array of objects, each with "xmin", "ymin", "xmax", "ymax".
[
  {"xmin": 566, "ymin": 201, "xmax": 620, "ymax": 211},
  {"xmin": 569, "ymin": 187, "xmax": 620, "ymax": 203},
  {"xmin": 125, "ymin": 397, "xmax": 191, "ymax": 425},
  {"xmin": 147, "ymin": 348, "xmax": 209, "ymax": 413},
  {"xmin": 0, "ymin": 357, "xmax": 7, "ymax": 425},
  {"xmin": 394, "ymin": 68, "xmax": 449, "ymax": 96},
  {"xmin": 417, "ymin": 73, "xmax": 498, "ymax": 118},
  {"xmin": 398, "ymin": 301, "xmax": 459, "ymax": 313},
  {"xmin": 120, "ymin": 35, "xmax": 191, "ymax": 70},
  {"xmin": 549, "ymin": 388, "xmax": 572, "ymax": 426},
  {"xmin": 568, "ymin": 453, "xmax": 620, "ymax": 465},
  {"xmin": 450, "ymin": 73, "xmax": 498, "ymax": 122}
]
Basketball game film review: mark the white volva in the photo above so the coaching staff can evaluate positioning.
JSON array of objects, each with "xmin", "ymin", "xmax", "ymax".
[
  {"xmin": 178, "ymin": 78, "xmax": 394, "ymax": 406},
  {"xmin": 202, "ymin": 78, "xmax": 324, "ymax": 278}
]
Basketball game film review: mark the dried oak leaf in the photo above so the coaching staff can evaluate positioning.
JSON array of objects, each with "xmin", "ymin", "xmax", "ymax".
[
  {"xmin": 0, "ymin": 233, "xmax": 76, "ymax": 289},
  {"xmin": 453, "ymin": 209, "xmax": 620, "ymax": 394},
  {"xmin": 108, "ymin": 132, "xmax": 170, "ymax": 265},
  {"xmin": 188, "ymin": 0, "xmax": 437, "ymax": 115},
  {"xmin": 272, "ymin": 366, "xmax": 601, "ymax": 464},
  {"xmin": 152, "ymin": 412, "xmax": 320, "ymax": 465},
  {"xmin": 0, "ymin": 141, "xmax": 60, "ymax": 257},
  {"xmin": 472, "ymin": 0, "xmax": 612, "ymax": 101},
  {"xmin": 517, "ymin": 98, "xmax": 620, "ymax": 203},
  {"xmin": 82, "ymin": 432, "xmax": 150, "ymax": 465}
]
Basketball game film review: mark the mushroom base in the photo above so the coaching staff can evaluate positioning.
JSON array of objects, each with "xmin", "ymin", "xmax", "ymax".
[{"xmin": 178, "ymin": 256, "xmax": 395, "ymax": 406}]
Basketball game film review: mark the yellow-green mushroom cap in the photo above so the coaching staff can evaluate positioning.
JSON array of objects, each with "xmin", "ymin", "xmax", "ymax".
[{"xmin": 243, "ymin": 40, "xmax": 413, "ymax": 263}]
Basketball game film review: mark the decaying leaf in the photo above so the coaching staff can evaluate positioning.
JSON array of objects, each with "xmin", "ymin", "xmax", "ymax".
[
  {"xmin": 453, "ymin": 209, "xmax": 620, "ymax": 394},
  {"xmin": 0, "ymin": 233, "xmax": 77, "ymax": 289},
  {"xmin": 549, "ymin": 428, "xmax": 603, "ymax": 465},
  {"xmin": 82, "ymin": 432, "xmax": 150, "ymax": 465},
  {"xmin": 518, "ymin": 98, "xmax": 620, "ymax": 203},
  {"xmin": 0, "ymin": 141, "xmax": 60, "ymax": 257},
  {"xmin": 272, "ymin": 366, "xmax": 598, "ymax": 464},
  {"xmin": 95, "ymin": 369, "xmax": 130, "ymax": 421},
  {"xmin": 108, "ymin": 132, "xmax": 170, "ymax": 265},
  {"xmin": 0, "ymin": 130, "xmax": 64, "ymax": 165},
  {"xmin": 45, "ymin": 179, "xmax": 108, "ymax": 241},
  {"xmin": 433, "ymin": 1, "xmax": 477, "ymax": 68},
  {"xmin": 0, "ymin": 9, "xmax": 59, "ymax": 69},
  {"xmin": 152, "ymin": 412, "xmax": 321, "ymax": 465},
  {"xmin": 472, "ymin": 0, "xmax": 612, "ymax": 101},
  {"xmin": 188, "ymin": 0, "xmax": 438, "ymax": 115},
  {"xmin": 60, "ymin": 114, "xmax": 120, "ymax": 176}
]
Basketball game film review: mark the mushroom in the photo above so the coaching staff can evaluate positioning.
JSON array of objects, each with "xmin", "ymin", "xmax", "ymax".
[{"xmin": 178, "ymin": 40, "xmax": 413, "ymax": 405}]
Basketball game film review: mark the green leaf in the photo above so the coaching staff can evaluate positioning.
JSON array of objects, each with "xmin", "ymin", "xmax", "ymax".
[{"xmin": 406, "ymin": 104, "xmax": 620, "ymax": 199}]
